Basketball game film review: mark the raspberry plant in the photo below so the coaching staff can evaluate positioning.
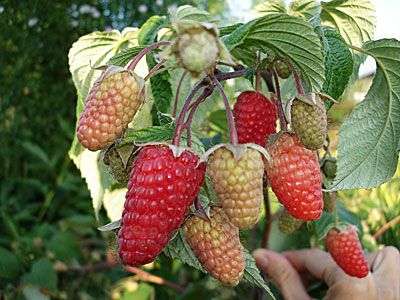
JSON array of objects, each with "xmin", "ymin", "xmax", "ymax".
[{"xmin": 68, "ymin": 1, "xmax": 400, "ymax": 297}]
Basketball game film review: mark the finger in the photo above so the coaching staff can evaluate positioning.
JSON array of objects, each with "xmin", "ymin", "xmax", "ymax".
[
  {"xmin": 371, "ymin": 246, "xmax": 400, "ymax": 300},
  {"xmin": 283, "ymin": 248, "xmax": 346, "ymax": 287},
  {"xmin": 253, "ymin": 249, "xmax": 311, "ymax": 300}
]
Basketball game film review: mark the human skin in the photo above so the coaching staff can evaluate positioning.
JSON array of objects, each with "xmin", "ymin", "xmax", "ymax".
[{"xmin": 253, "ymin": 247, "xmax": 400, "ymax": 300}]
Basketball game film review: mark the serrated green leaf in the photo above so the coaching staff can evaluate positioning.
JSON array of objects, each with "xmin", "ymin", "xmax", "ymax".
[
  {"xmin": 321, "ymin": 0, "xmax": 376, "ymax": 48},
  {"xmin": 69, "ymin": 27, "xmax": 139, "ymax": 102},
  {"xmin": 320, "ymin": 26, "xmax": 353, "ymax": 106},
  {"xmin": 256, "ymin": 0, "xmax": 320, "ymax": 24},
  {"xmin": 330, "ymin": 39, "xmax": 400, "ymax": 190},
  {"xmin": 164, "ymin": 230, "xmax": 205, "ymax": 271},
  {"xmin": 223, "ymin": 14, "xmax": 325, "ymax": 91},
  {"xmin": 219, "ymin": 24, "xmax": 243, "ymax": 36},
  {"xmin": 108, "ymin": 45, "xmax": 146, "ymax": 67},
  {"xmin": 0, "ymin": 246, "xmax": 21, "ymax": 279},
  {"xmin": 138, "ymin": 16, "xmax": 172, "ymax": 114},
  {"xmin": 243, "ymin": 250, "xmax": 275, "ymax": 299},
  {"xmin": 121, "ymin": 125, "xmax": 174, "ymax": 145},
  {"xmin": 255, "ymin": 0, "xmax": 286, "ymax": 15},
  {"xmin": 22, "ymin": 258, "xmax": 57, "ymax": 292},
  {"xmin": 171, "ymin": 5, "xmax": 211, "ymax": 22},
  {"xmin": 157, "ymin": 112, "xmax": 174, "ymax": 125}
]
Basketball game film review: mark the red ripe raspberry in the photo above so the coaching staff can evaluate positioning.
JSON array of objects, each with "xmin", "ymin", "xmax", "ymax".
[
  {"xmin": 265, "ymin": 133, "xmax": 323, "ymax": 220},
  {"xmin": 77, "ymin": 69, "xmax": 143, "ymax": 151},
  {"xmin": 326, "ymin": 225, "xmax": 369, "ymax": 278},
  {"xmin": 118, "ymin": 145, "xmax": 206, "ymax": 266},
  {"xmin": 233, "ymin": 91, "xmax": 277, "ymax": 146}
]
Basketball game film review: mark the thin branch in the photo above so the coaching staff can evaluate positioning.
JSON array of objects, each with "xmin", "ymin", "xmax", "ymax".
[
  {"xmin": 144, "ymin": 58, "xmax": 167, "ymax": 81},
  {"xmin": 56, "ymin": 260, "xmax": 185, "ymax": 293},
  {"xmin": 172, "ymin": 71, "xmax": 188, "ymax": 118},
  {"xmin": 272, "ymin": 69, "xmax": 288, "ymax": 131},
  {"xmin": 260, "ymin": 70, "xmax": 275, "ymax": 93},
  {"xmin": 373, "ymin": 215, "xmax": 400, "ymax": 240},
  {"xmin": 127, "ymin": 40, "xmax": 171, "ymax": 71},
  {"xmin": 125, "ymin": 266, "xmax": 185, "ymax": 293},
  {"xmin": 183, "ymin": 86, "xmax": 214, "ymax": 146},
  {"xmin": 211, "ymin": 75, "xmax": 238, "ymax": 145}
]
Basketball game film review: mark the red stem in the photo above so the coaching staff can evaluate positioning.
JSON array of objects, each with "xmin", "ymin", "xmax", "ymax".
[
  {"xmin": 272, "ymin": 69, "xmax": 288, "ymax": 131},
  {"xmin": 144, "ymin": 58, "xmax": 167, "ymax": 81},
  {"xmin": 127, "ymin": 40, "xmax": 171, "ymax": 71},
  {"xmin": 172, "ymin": 80, "xmax": 206, "ymax": 146},
  {"xmin": 172, "ymin": 71, "xmax": 188, "ymax": 118},
  {"xmin": 211, "ymin": 75, "xmax": 238, "ymax": 145}
]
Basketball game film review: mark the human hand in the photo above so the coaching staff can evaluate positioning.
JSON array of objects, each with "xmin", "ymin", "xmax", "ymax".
[{"xmin": 253, "ymin": 246, "xmax": 400, "ymax": 300}]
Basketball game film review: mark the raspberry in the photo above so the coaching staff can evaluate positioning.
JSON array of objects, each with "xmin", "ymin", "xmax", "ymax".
[
  {"xmin": 290, "ymin": 95, "xmax": 327, "ymax": 150},
  {"xmin": 183, "ymin": 207, "xmax": 245, "ymax": 286},
  {"xmin": 77, "ymin": 68, "xmax": 143, "ymax": 151},
  {"xmin": 207, "ymin": 145, "xmax": 264, "ymax": 229},
  {"xmin": 326, "ymin": 225, "xmax": 369, "ymax": 278},
  {"xmin": 265, "ymin": 133, "xmax": 323, "ymax": 220},
  {"xmin": 278, "ymin": 209, "xmax": 303, "ymax": 234},
  {"xmin": 173, "ymin": 23, "xmax": 219, "ymax": 75},
  {"xmin": 118, "ymin": 145, "xmax": 205, "ymax": 266},
  {"xmin": 233, "ymin": 91, "xmax": 277, "ymax": 146}
]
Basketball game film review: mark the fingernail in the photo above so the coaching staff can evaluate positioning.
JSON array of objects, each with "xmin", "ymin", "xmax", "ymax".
[{"xmin": 253, "ymin": 249, "xmax": 269, "ymax": 268}]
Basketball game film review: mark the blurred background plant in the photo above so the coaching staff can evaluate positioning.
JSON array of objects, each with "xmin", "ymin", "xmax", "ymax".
[{"xmin": 0, "ymin": 1, "xmax": 398, "ymax": 299}]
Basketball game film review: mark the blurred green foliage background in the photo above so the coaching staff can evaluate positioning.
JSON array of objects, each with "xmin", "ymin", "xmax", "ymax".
[{"xmin": 0, "ymin": 1, "xmax": 398, "ymax": 299}]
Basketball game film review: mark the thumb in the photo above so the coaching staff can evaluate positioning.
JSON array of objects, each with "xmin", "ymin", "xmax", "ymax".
[{"xmin": 253, "ymin": 249, "xmax": 311, "ymax": 300}]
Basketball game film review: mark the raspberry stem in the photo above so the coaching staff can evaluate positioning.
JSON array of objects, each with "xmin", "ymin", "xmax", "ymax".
[
  {"xmin": 272, "ymin": 69, "xmax": 288, "ymax": 131},
  {"xmin": 144, "ymin": 58, "xmax": 167, "ymax": 81},
  {"xmin": 211, "ymin": 75, "xmax": 239, "ymax": 145},
  {"xmin": 172, "ymin": 71, "xmax": 188, "ymax": 118},
  {"xmin": 127, "ymin": 40, "xmax": 171, "ymax": 71},
  {"xmin": 286, "ymin": 61, "xmax": 305, "ymax": 95},
  {"xmin": 172, "ymin": 69, "xmax": 247, "ymax": 146}
]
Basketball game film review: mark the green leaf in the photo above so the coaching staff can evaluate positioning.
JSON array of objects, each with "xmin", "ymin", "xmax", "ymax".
[
  {"xmin": 0, "ymin": 246, "xmax": 21, "ymax": 279},
  {"xmin": 164, "ymin": 230, "xmax": 205, "ymax": 271},
  {"xmin": 121, "ymin": 125, "xmax": 174, "ymax": 145},
  {"xmin": 171, "ymin": 5, "xmax": 211, "ymax": 22},
  {"xmin": 255, "ymin": 0, "xmax": 286, "ymax": 15},
  {"xmin": 68, "ymin": 27, "xmax": 139, "ymax": 102},
  {"xmin": 256, "ymin": 0, "xmax": 320, "ymax": 23},
  {"xmin": 321, "ymin": 0, "xmax": 376, "ymax": 48},
  {"xmin": 313, "ymin": 212, "xmax": 336, "ymax": 240},
  {"xmin": 22, "ymin": 258, "xmax": 57, "ymax": 292},
  {"xmin": 243, "ymin": 250, "xmax": 275, "ymax": 299},
  {"xmin": 330, "ymin": 39, "xmax": 400, "ymax": 190},
  {"xmin": 46, "ymin": 232, "xmax": 81, "ymax": 263},
  {"xmin": 219, "ymin": 24, "xmax": 243, "ymax": 36},
  {"xmin": 108, "ymin": 45, "xmax": 146, "ymax": 67},
  {"xmin": 320, "ymin": 26, "xmax": 353, "ymax": 105},
  {"xmin": 223, "ymin": 14, "xmax": 325, "ymax": 91},
  {"xmin": 138, "ymin": 16, "xmax": 172, "ymax": 114}
]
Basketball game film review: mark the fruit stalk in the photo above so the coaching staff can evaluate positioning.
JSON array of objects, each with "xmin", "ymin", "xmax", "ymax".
[
  {"xmin": 286, "ymin": 61, "xmax": 304, "ymax": 95},
  {"xmin": 127, "ymin": 40, "xmax": 171, "ymax": 71},
  {"xmin": 211, "ymin": 75, "xmax": 238, "ymax": 145},
  {"xmin": 172, "ymin": 71, "xmax": 188, "ymax": 117},
  {"xmin": 172, "ymin": 68, "xmax": 248, "ymax": 146},
  {"xmin": 184, "ymin": 86, "xmax": 214, "ymax": 146},
  {"xmin": 272, "ymin": 70, "xmax": 288, "ymax": 131},
  {"xmin": 144, "ymin": 58, "xmax": 167, "ymax": 81}
]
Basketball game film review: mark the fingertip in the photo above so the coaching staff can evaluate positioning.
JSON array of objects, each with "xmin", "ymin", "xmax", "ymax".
[{"xmin": 253, "ymin": 249, "xmax": 269, "ymax": 268}]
